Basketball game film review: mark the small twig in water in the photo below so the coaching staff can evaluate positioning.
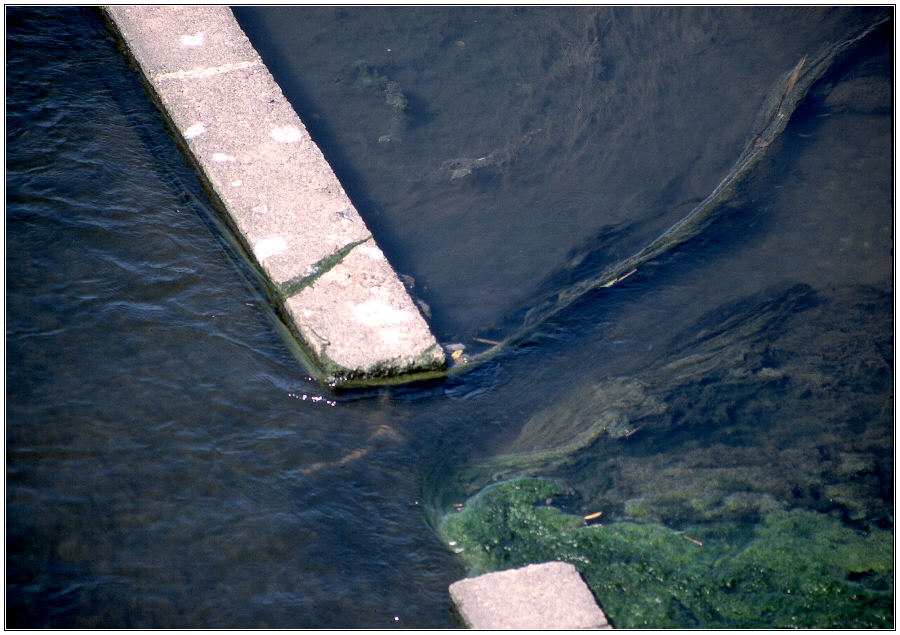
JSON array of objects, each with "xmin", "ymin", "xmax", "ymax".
[
  {"xmin": 602, "ymin": 268, "xmax": 638, "ymax": 288},
  {"xmin": 783, "ymin": 55, "xmax": 807, "ymax": 98},
  {"xmin": 776, "ymin": 54, "xmax": 807, "ymax": 115},
  {"xmin": 683, "ymin": 535, "xmax": 703, "ymax": 547}
]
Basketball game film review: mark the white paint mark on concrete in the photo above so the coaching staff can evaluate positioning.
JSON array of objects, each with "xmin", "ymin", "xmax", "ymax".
[
  {"xmin": 252, "ymin": 204, "xmax": 269, "ymax": 215},
  {"xmin": 184, "ymin": 122, "xmax": 206, "ymax": 139},
  {"xmin": 352, "ymin": 300, "xmax": 414, "ymax": 327},
  {"xmin": 356, "ymin": 246, "xmax": 386, "ymax": 260},
  {"xmin": 156, "ymin": 61, "xmax": 260, "ymax": 81},
  {"xmin": 180, "ymin": 32, "xmax": 204, "ymax": 46},
  {"xmin": 270, "ymin": 125, "xmax": 303, "ymax": 143},
  {"xmin": 255, "ymin": 237, "xmax": 288, "ymax": 262},
  {"xmin": 212, "ymin": 152, "xmax": 236, "ymax": 162},
  {"xmin": 231, "ymin": 180, "xmax": 242, "ymax": 187}
]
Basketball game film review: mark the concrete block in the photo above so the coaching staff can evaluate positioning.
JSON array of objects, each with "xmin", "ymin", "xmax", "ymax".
[
  {"xmin": 449, "ymin": 561, "xmax": 612, "ymax": 629},
  {"xmin": 102, "ymin": 6, "xmax": 445, "ymax": 385},
  {"xmin": 284, "ymin": 238, "xmax": 445, "ymax": 380}
]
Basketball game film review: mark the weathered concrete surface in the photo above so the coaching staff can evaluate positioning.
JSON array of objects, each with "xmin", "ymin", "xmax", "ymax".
[
  {"xmin": 449, "ymin": 561, "xmax": 612, "ymax": 629},
  {"xmin": 102, "ymin": 6, "xmax": 445, "ymax": 385}
]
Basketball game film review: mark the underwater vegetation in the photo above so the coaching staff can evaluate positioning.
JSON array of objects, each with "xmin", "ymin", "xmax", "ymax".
[
  {"xmin": 351, "ymin": 60, "xmax": 410, "ymax": 144},
  {"xmin": 435, "ymin": 283, "xmax": 893, "ymax": 524},
  {"xmin": 440, "ymin": 478, "xmax": 893, "ymax": 629},
  {"xmin": 430, "ymin": 283, "xmax": 893, "ymax": 629}
]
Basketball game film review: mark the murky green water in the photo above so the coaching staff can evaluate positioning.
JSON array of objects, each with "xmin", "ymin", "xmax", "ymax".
[{"xmin": 7, "ymin": 6, "xmax": 893, "ymax": 628}]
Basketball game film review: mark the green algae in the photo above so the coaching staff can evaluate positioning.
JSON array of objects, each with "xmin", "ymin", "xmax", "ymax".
[
  {"xmin": 432, "ymin": 285, "xmax": 893, "ymax": 627},
  {"xmin": 277, "ymin": 237, "xmax": 372, "ymax": 298},
  {"xmin": 440, "ymin": 477, "xmax": 893, "ymax": 629},
  {"xmin": 440, "ymin": 282, "xmax": 893, "ymax": 524}
]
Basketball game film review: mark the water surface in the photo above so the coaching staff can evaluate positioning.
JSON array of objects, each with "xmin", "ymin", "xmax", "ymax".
[{"xmin": 7, "ymin": 6, "xmax": 893, "ymax": 628}]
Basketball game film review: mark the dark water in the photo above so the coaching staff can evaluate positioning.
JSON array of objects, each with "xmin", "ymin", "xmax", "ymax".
[{"xmin": 6, "ymin": 6, "xmax": 893, "ymax": 628}]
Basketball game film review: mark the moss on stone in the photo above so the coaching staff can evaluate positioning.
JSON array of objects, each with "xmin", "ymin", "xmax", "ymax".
[{"xmin": 277, "ymin": 237, "xmax": 372, "ymax": 298}]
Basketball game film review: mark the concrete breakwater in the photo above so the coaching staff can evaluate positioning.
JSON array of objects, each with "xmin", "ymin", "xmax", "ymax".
[{"xmin": 102, "ymin": 6, "xmax": 445, "ymax": 386}]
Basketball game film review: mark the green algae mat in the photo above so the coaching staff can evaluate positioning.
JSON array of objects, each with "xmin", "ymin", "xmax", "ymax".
[{"xmin": 440, "ymin": 477, "xmax": 893, "ymax": 629}]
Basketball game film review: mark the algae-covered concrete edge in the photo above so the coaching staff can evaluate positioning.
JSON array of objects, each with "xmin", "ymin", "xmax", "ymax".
[{"xmin": 101, "ymin": 6, "xmax": 445, "ymax": 385}]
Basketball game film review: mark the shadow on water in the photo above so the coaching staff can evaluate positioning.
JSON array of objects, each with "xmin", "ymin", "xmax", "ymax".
[{"xmin": 7, "ymin": 5, "xmax": 893, "ymax": 629}]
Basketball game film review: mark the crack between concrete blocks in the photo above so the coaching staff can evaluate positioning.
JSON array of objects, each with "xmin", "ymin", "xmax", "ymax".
[{"xmin": 278, "ymin": 236, "xmax": 372, "ymax": 298}]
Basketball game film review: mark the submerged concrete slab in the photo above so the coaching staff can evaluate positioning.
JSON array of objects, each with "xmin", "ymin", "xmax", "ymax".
[
  {"xmin": 449, "ymin": 562, "xmax": 612, "ymax": 630},
  {"xmin": 102, "ymin": 6, "xmax": 445, "ymax": 385}
]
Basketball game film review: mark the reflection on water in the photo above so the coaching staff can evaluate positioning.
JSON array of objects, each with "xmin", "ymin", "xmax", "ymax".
[{"xmin": 7, "ymin": 5, "xmax": 893, "ymax": 628}]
